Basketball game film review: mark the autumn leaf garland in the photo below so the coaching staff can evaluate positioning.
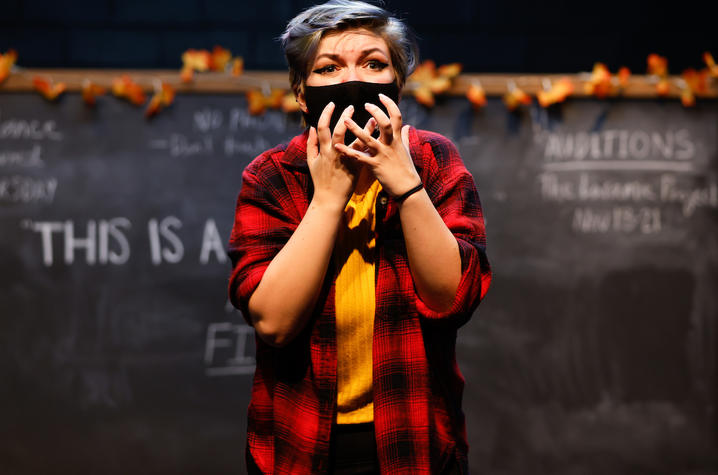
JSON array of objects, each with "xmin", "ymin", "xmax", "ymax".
[{"xmin": 3, "ymin": 47, "xmax": 717, "ymax": 116}]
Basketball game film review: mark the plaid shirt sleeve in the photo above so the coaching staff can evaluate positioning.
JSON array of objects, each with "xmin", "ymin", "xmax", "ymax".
[
  {"xmin": 227, "ymin": 143, "xmax": 303, "ymax": 325},
  {"xmin": 409, "ymin": 128, "xmax": 491, "ymax": 325}
]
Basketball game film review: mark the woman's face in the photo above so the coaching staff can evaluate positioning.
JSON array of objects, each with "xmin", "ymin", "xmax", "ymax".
[{"xmin": 297, "ymin": 28, "xmax": 396, "ymax": 113}]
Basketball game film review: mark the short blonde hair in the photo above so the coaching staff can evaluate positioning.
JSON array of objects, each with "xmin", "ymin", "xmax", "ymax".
[{"xmin": 280, "ymin": 0, "xmax": 419, "ymax": 96}]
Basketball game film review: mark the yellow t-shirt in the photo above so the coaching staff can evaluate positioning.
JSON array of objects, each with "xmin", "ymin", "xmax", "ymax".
[{"xmin": 334, "ymin": 176, "xmax": 382, "ymax": 424}]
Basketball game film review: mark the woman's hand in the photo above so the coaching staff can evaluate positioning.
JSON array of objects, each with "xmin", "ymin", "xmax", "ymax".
[
  {"xmin": 334, "ymin": 93, "xmax": 421, "ymax": 197},
  {"xmin": 335, "ymin": 93, "xmax": 462, "ymax": 312},
  {"xmin": 306, "ymin": 102, "xmax": 359, "ymax": 211}
]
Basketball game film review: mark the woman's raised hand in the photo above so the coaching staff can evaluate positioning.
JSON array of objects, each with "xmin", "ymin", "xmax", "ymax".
[
  {"xmin": 306, "ymin": 102, "xmax": 358, "ymax": 210},
  {"xmin": 307, "ymin": 102, "xmax": 380, "ymax": 210},
  {"xmin": 334, "ymin": 93, "xmax": 421, "ymax": 198}
]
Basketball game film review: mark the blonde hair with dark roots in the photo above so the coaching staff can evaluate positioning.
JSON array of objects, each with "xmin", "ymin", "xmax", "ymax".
[{"xmin": 280, "ymin": 0, "xmax": 419, "ymax": 96}]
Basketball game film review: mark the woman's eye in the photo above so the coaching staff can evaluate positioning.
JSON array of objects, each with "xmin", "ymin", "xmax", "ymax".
[
  {"xmin": 313, "ymin": 65, "xmax": 337, "ymax": 74},
  {"xmin": 367, "ymin": 60, "xmax": 388, "ymax": 70}
]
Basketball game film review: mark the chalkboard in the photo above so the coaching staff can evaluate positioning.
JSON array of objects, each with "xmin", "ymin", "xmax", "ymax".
[{"xmin": 1, "ymin": 92, "xmax": 716, "ymax": 474}]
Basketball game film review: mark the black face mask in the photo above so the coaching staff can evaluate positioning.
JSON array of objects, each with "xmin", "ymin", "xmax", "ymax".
[{"xmin": 303, "ymin": 80, "xmax": 400, "ymax": 145}]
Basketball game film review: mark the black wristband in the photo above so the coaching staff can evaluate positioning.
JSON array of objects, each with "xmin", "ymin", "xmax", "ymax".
[{"xmin": 395, "ymin": 182, "xmax": 423, "ymax": 203}]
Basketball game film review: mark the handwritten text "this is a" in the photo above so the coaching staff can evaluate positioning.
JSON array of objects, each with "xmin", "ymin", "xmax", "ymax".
[{"xmin": 21, "ymin": 216, "xmax": 228, "ymax": 266}]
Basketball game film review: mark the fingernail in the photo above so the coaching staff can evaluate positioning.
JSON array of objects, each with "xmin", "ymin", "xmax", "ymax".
[{"xmin": 378, "ymin": 93, "xmax": 387, "ymax": 99}]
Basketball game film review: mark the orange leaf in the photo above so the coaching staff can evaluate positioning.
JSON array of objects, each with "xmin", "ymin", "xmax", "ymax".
[
  {"xmin": 703, "ymin": 51, "xmax": 718, "ymax": 77},
  {"xmin": 180, "ymin": 65, "xmax": 194, "ymax": 83},
  {"xmin": 145, "ymin": 83, "xmax": 175, "ymax": 118},
  {"xmin": 269, "ymin": 89, "xmax": 284, "ymax": 109},
  {"xmin": 503, "ymin": 87, "xmax": 531, "ymax": 111},
  {"xmin": 647, "ymin": 53, "xmax": 668, "ymax": 77},
  {"xmin": 617, "ymin": 67, "xmax": 631, "ymax": 88},
  {"xmin": 182, "ymin": 49, "xmax": 211, "ymax": 72},
  {"xmin": 0, "ymin": 49, "xmax": 18, "ymax": 84},
  {"xmin": 145, "ymin": 95, "xmax": 163, "ymax": 118},
  {"xmin": 247, "ymin": 90, "xmax": 267, "ymax": 115},
  {"xmin": 231, "ymin": 57, "xmax": 244, "ymax": 77},
  {"xmin": 281, "ymin": 92, "xmax": 301, "ymax": 113},
  {"xmin": 537, "ymin": 77, "xmax": 573, "ymax": 108},
  {"xmin": 409, "ymin": 60, "xmax": 437, "ymax": 83},
  {"xmin": 82, "ymin": 80, "xmax": 106, "ymax": 106},
  {"xmin": 209, "ymin": 45, "xmax": 232, "ymax": 72},
  {"xmin": 112, "ymin": 75, "xmax": 146, "ymax": 106},
  {"xmin": 466, "ymin": 83, "xmax": 486, "ymax": 108},
  {"xmin": 584, "ymin": 62, "xmax": 612, "ymax": 98},
  {"xmin": 163, "ymin": 83, "xmax": 176, "ymax": 104},
  {"xmin": 437, "ymin": 62, "xmax": 462, "ymax": 78},
  {"xmin": 680, "ymin": 87, "xmax": 695, "ymax": 107},
  {"xmin": 246, "ymin": 89, "xmax": 287, "ymax": 115},
  {"xmin": 408, "ymin": 60, "xmax": 461, "ymax": 104},
  {"xmin": 427, "ymin": 76, "xmax": 451, "ymax": 94},
  {"xmin": 33, "ymin": 76, "xmax": 66, "ymax": 101},
  {"xmin": 413, "ymin": 85, "xmax": 435, "ymax": 108},
  {"xmin": 655, "ymin": 78, "xmax": 670, "ymax": 97},
  {"xmin": 682, "ymin": 68, "xmax": 708, "ymax": 94}
]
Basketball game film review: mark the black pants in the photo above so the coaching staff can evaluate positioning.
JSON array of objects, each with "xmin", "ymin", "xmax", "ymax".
[{"xmin": 329, "ymin": 422, "xmax": 379, "ymax": 474}]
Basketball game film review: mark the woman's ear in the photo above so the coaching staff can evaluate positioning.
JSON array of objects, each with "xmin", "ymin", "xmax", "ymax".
[{"xmin": 296, "ymin": 87, "xmax": 308, "ymax": 114}]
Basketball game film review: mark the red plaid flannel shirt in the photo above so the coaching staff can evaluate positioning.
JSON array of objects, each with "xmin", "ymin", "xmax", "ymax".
[{"xmin": 228, "ymin": 127, "xmax": 491, "ymax": 474}]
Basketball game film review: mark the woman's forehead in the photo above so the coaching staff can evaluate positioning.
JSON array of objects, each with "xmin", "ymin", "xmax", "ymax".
[{"xmin": 316, "ymin": 28, "xmax": 389, "ymax": 56}]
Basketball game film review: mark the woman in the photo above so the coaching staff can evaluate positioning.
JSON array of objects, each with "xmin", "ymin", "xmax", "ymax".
[{"xmin": 228, "ymin": 1, "xmax": 491, "ymax": 473}]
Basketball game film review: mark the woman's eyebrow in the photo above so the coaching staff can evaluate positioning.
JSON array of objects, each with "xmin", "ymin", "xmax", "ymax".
[
  {"xmin": 314, "ymin": 48, "xmax": 388, "ymax": 64},
  {"xmin": 357, "ymin": 48, "xmax": 388, "ymax": 61},
  {"xmin": 314, "ymin": 53, "xmax": 343, "ymax": 63}
]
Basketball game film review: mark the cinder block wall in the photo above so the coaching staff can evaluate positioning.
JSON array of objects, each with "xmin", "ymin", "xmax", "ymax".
[{"xmin": 1, "ymin": 0, "xmax": 715, "ymax": 73}]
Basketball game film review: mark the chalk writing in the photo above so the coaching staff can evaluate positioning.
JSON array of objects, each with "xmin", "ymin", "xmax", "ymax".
[
  {"xmin": 149, "ymin": 134, "xmax": 213, "ymax": 158},
  {"xmin": 0, "ymin": 111, "xmax": 63, "ymax": 141},
  {"xmin": 539, "ymin": 171, "xmax": 717, "ymax": 234},
  {"xmin": 0, "ymin": 176, "xmax": 57, "ymax": 204},
  {"xmin": 227, "ymin": 107, "xmax": 289, "ymax": 133},
  {"xmin": 0, "ymin": 145, "xmax": 44, "ymax": 168},
  {"xmin": 660, "ymin": 175, "xmax": 718, "ymax": 217},
  {"xmin": 21, "ymin": 217, "xmax": 230, "ymax": 266},
  {"xmin": 193, "ymin": 108, "xmax": 223, "ymax": 132},
  {"xmin": 223, "ymin": 135, "xmax": 272, "ymax": 157},
  {"xmin": 542, "ymin": 129, "xmax": 695, "ymax": 162},
  {"xmin": 193, "ymin": 107, "xmax": 290, "ymax": 134},
  {"xmin": 535, "ymin": 126, "xmax": 709, "ymax": 234},
  {"xmin": 199, "ymin": 218, "xmax": 227, "ymax": 264},
  {"xmin": 204, "ymin": 322, "xmax": 255, "ymax": 377},
  {"xmin": 578, "ymin": 174, "xmax": 657, "ymax": 202},
  {"xmin": 150, "ymin": 133, "xmax": 276, "ymax": 159},
  {"xmin": 148, "ymin": 216, "xmax": 184, "ymax": 265},
  {"xmin": 22, "ymin": 218, "xmax": 131, "ymax": 266},
  {"xmin": 539, "ymin": 173, "xmax": 718, "ymax": 214},
  {"xmin": 572, "ymin": 207, "xmax": 661, "ymax": 234}
]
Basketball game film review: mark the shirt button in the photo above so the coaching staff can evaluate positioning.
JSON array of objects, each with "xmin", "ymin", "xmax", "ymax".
[{"xmin": 379, "ymin": 196, "xmax": 388, "ymax": 206}]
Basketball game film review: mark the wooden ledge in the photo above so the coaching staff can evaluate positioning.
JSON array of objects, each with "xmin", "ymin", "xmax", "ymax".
[{"xmin": 1, "ymin": 68, "xmax": 717, "ymax": 99}]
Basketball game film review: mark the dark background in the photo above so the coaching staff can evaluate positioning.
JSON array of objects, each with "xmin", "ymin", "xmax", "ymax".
[
  {"xmin": 1, "ymin": 0, "xmax": 717, "ymax": 75},
  {"xmin": 2, "ymin": 1, "xmax": 718, "ymax": 474}
]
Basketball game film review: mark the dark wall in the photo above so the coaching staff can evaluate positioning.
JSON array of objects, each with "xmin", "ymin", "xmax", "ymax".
[{"xmin": 1, "ymin": 0, "xmax": 717, "ymax": 74}]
